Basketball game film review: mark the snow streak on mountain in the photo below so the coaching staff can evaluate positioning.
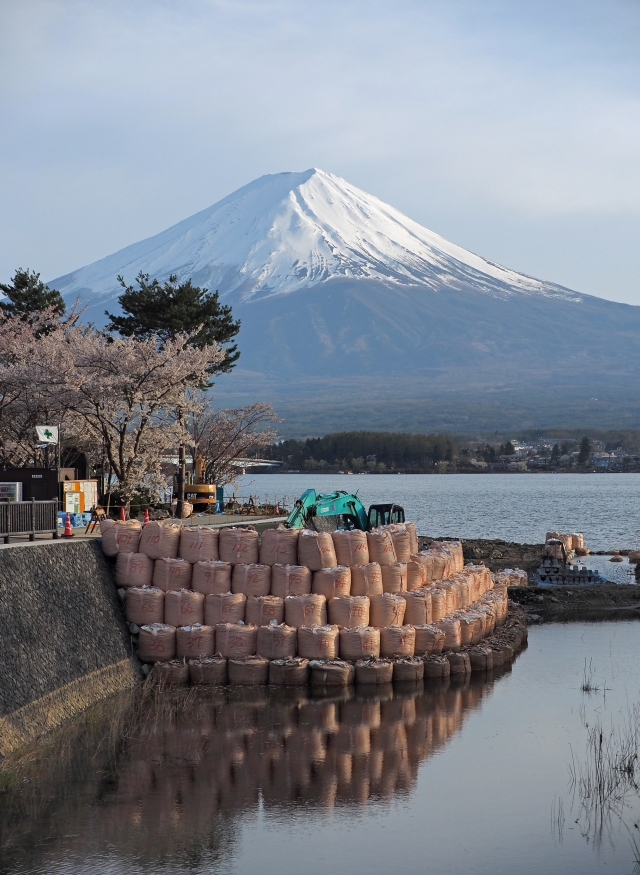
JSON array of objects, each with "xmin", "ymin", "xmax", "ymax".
[{"xmin": 51, "ymin": 168, "xmax": 581, "ymax": 308}]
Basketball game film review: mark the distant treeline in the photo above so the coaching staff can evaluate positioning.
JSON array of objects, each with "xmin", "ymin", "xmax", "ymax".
[{"xmin": 264, "ymin": 431, "xmax": 458, "ymax": 473}]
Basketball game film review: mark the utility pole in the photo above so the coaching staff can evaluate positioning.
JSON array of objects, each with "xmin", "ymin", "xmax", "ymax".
[
  {"xmin": 176, "ymin": 409, "xmax": 186, "ymax": 519},
  {"xmin": 176, "ymin": 443, "xmax": 186, "ymax": 519},
  {"xmin": 57, "ymin": 422, "xmax": 61, "ymax": 511}
]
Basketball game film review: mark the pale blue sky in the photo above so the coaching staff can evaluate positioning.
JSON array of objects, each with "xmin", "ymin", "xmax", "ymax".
[{"xmin": 1, "ymin": 0, "xmax": 639, "ymax": 302}]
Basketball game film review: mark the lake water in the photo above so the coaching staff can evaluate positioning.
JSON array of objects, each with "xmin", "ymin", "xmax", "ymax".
[
  {"xmin": 235, "ymin": 472, "xmax": 640, "ymax": 551},
  {"xmin": 2, "ymin": 621, "xmax": 640, "ymax": 875}
]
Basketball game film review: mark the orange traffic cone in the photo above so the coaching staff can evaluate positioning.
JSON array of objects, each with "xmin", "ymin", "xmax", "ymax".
[
  {"xmin": 63, "ymin": 513, "xmax": 74, "ymax": 538},
  {"xmin": 120, "ymin": 507, "xmax": 126, "ymax": 522},
  {"xmin": 143, "ymin": 508, "xmax": 150, "ymax": 525}
]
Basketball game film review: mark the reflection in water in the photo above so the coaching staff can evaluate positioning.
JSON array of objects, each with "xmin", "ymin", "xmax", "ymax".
[{"xmin": 0, "ymin": 668, "xmax": 514, "ymax": 873}]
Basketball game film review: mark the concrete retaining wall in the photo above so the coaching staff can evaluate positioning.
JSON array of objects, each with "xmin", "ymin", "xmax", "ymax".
[{"xmin": 0, "ymin": 540, "xmax": 135, "ymax": 755}]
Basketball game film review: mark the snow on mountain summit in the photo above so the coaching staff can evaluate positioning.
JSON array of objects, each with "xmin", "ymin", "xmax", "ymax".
[{"xmin": 51, "ymin": 168, "xmax": 581, "ymax": 309}]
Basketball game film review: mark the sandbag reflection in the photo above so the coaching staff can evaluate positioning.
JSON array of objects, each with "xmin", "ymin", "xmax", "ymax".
[{"xmin": 116, "ymin": 673, "xmax": 507, "ymax": 821}]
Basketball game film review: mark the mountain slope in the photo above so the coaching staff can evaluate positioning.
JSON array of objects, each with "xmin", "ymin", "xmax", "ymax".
[
  {"xmin": 52, "ymin": 168, "xmax": 582, "ymax": 314},
  {"xmin": 49, "ymin": 169, "xmax": 640, "ymax": 435}
]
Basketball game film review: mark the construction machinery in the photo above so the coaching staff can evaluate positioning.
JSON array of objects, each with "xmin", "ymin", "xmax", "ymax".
[{"xmin": 285, "ymin": 489, "xmax": 405, "ymax": 532}]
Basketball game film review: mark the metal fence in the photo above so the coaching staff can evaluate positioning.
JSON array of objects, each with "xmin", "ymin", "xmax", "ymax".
[{"xmin": 0, "ymin": 499, "xmax": 59, "ymax": 542}]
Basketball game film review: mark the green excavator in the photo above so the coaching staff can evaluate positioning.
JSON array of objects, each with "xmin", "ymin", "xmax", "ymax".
[{"xmin": 285, "ymin": 489, "xmax": 405, "ymax": 532}]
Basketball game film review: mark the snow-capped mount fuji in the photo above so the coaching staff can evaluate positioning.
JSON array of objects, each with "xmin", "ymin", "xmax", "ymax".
[
  {"xmin": 52, "ymin": 168, "xmax": 581, "ymax": 310},
  {"xmin": 51, "ymin": 169, "xmax": 640, "ymax": 435}
]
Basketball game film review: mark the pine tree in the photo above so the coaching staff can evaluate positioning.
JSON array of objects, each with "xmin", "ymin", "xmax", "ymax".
[
  {"xmin": 106, "ymin": 272, "xmax": 240, "ymax": 374},
  {"xmin": 578, "ymin": 436, "xmax": 592, "ymax": 466},
  {"xmin": 0, "ymin": 268, "xmax": 66, "ymax": 327}
]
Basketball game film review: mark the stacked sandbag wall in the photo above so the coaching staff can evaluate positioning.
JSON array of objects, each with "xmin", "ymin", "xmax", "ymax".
[{"xmin": 104, "ymin": 522, "xmax": 524, "ymax": 687}]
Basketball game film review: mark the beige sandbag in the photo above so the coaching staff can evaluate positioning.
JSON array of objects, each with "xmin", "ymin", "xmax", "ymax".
[
  {"xmin": 414, "ymin": 624, "xmax": 445, "ymax": 655},
  {"xmin": 153, "ymin": 557, "xmax": 193, "ymax": 592},
  {"xmin": 269, "ymin": 657, "xmax": 309, "ymax": 685},
  {"xmin": 215, "ymin": 622, "xmax": 257, "ymax": 658},
  {"xmin": 138, "ymin": 623, "xmax": 175, "ymax": 662},
  {"xmin": 284, "ymin": 593, "xmax": 327, "ymax": 628},
  {"xmin": 231, "ymin": 563, "xmax": 271, "ymax": 597},
  {"xmin": 467, "ymin": 644, "xmax": 493, "ymax": 673},
  {"xmin": 387, "ymin": 525, "xmax": 412, "ymax": 562},
  {"xmin": 138, "ymin": 521, "xmax": 181, "ymax": 560},
  {"xmin": 477, "ymin": 604, "xmax": 496, "ymax": 637},
  {"xmin": 400, "ymin": 590, "xmax": 432, "ymax": 626},
  {"xmin": 434, "ymin": 581, "xmax": 458, "ymax": 615},
  {"xmin": 457, "ymin": 613, "xmax": 482, "ymax": 646},
  {"xmin": 369, "ymin": 593, "xmax": 406, "ymax": 628},
  {"xmin": 571, "ymin": 533, "xmax": 585, "ymax": 550},
  {"xmin": 393, "ymin": 657, "xmax": 424, "ymax": 683},
  {"xmin": 328, "ymin": 596, "xmax": 370, "ymax": 628},
  {"xmin": 331, "ymin": 530, "xmax": 370, "ymax": 567},
  {"xmin": 101, "ymin": 520, "xmax": 142, "ymax": 557},
  {"xmin": 446, "ymin": 651, "xmax": 471, "ymax": 676},
  {"xmin": 115, "ymin": 552, "xmax": 153, "ymax": 588},
  {"xmin": 312, "ymin": 566, "xmax": 351, "ymax": 600},
  {"xmin": 546, "ymin": 531, "xmax": 573, "ymax": 551},
  {"xmin": 246, "ymin": 595, "xmax": 284, "ymax": 626},
  {"xmin": 310, "ymin": 659, "xmax": 355, "ymax": 686},
  {"xmin": 152, "ymin": 659, "xmax": 189, "ymax": 685},
  {"xmin": 179, "ymin": 526, "xmax": 219, "ymax": 563},
  {"xmin": 176, "ymin": 624, "xmax": 215, "ymax": 659},
  {"xmin": 435, "ymin": 618, "xmax": 462, "ymax": 652},
  {"xmin": 271, "ymin": 564, "xmax": 312, "ymax": 598},
  {"xmin": 256, "ymin": 623, "xmax": 297, "ymax": 659},
  {"xmin": 407, "ymin": 557, "xmax": 428, "ymax": 591},
  {"xmin": 126, "ymin": 586, "xmax": 164, "ymax": 625},
  {"xmin": 380, "ymin": 625, "xmax": 415, "ymax": 658},
  {"xmin": 350, "ymin": 562, "xmax": 383, "ymax": 596},
  {"xmin": 100, "ymin": 518, "xmax": 115, "ymax": 535},
  {"xmin": 192, "ymin": 560, "xmax": 232, "ymax": 595},
  {"xmin": 219, "ymin": 526, "xmax": 259, "ymax": 565},
  {"xmin": 406, "ymin": 522, "xmax": 418, "ymax": 555},
  {"xmin": 297, "ymin": 625, "xmax": 339, "ymax": 659},
  {"xmin": 355, "ymin": 657, "xmax": 393, "ymax": 684},
  {"xmin": 423, "ymin": 654, "xmax": 451, "ymax": 678},
  {"xmin": 428, "ymin": 540, "xmax": 464, "ymax": 574},
  {"xmin": 366, "ymin": 530, "xmax": 397, "ymax": 566},
  {"xmin": 339, "ymin": 626, "xmax": 380, "ymax": 661},
  {"xmin": 164, "ymin": 589, "xmax": 204, "ymax": 627},
  {"xmin": 259, "ymin": 527, "xmax": 299, "ymax": 566},
  {"xmin": 189, "ymin": 655, "xmax": 227, "ymax": 685},
  {"xmin": 413, "ymin": 552, "xmax": 435, "ymax": 584},
  {"xmin": 454, "ymin": 573, "xmax": 472, "ymax": 609},
  {"xmin": 204, "ymin": 591, "xmax": 246, "ymax": 625},
  {"xmin": 228, "ymin": 655, "xmax": 269, "ymax": 685},
  {"xmin": 297, "ymin": 529, "xmax": 337, "ymax": 570},
  {"xmin": 420, "ymin": 545, "xmax": 451, "ymax": 581},
  {"xmin": 430, "ymin": 588, "xmax": 448, "ymax": 622},
  {"xmin": 381, "ymin": 563, "xmax": 407, "ymax": 593}
]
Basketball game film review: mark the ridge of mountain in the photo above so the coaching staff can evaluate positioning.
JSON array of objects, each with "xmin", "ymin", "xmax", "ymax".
[{"xmin": 51, "ymin": 168, "xmax": 584, "ymax": 313}]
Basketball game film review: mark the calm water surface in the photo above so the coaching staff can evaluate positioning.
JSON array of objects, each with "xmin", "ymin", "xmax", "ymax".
[
  {"xmin": 2, "ymin": 622, "xmax": 640, "ymax": 875},
  {"xmin": 237, "ymin": 472, "xmax": 640, "ymax": 550}
]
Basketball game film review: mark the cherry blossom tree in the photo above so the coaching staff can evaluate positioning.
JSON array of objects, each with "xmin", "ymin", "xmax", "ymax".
[
  {"xmin": 0, "ymin": 315, "xmax": 225, "ymax": 505},
  {"xmin": 188, "ymin": 401, "xmax": 280, "ymax": 485},
  {"xmin": 0, "ymin": 307, "xmax": 73, "ymax": 466}
]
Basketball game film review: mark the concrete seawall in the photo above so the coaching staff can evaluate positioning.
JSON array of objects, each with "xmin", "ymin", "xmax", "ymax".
[{"xmin": 0, "ymin": 540, "xmax": 136, "ymax": 756}]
